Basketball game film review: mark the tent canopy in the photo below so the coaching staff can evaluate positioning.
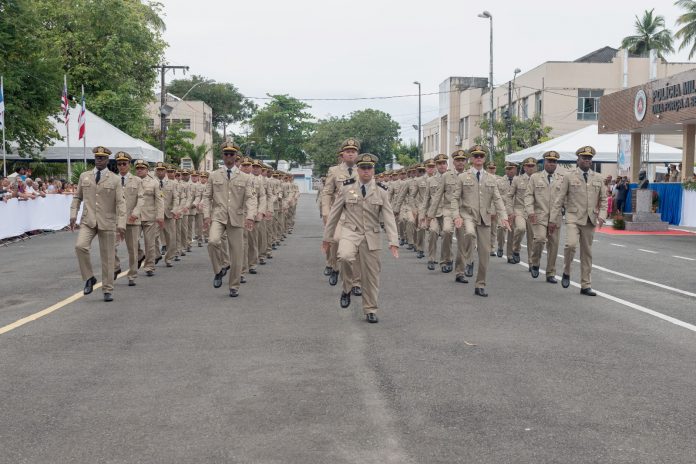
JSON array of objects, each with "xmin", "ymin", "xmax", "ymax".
[
  {"xmin": 6, "ymin": 106, "xmax": 163, "ymax": 163},
  {"xmin": 505, "ymin": 124, "xmax": 682, "ymax": 164}
]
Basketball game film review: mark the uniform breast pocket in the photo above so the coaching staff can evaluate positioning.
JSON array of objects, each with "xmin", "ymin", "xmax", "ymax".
[
  {"xmin": 570, "ymin": 182, "xmax": 582, "ymax": 190},
  {"xmin": 145, "ymin": 186, "xmax": 155, "ymax": 196},
  {"xmin": 233, "ymin": 181, "xmax": 246, "ymax": 189},
  {"xmin": 535, "ymin": 182, "xmax": 546, "ymax": 189},
  {"xmin": 213, "ymin": 180, "xmax": 224, "ymax": 186}
]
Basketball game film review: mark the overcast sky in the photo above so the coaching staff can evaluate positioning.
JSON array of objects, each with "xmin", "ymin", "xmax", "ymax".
[{"xmin": 159, "ymin": 0, "xmax": 696, "ymax": 142}]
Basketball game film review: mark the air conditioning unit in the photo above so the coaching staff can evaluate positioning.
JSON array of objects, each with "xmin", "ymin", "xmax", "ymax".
[{"xmin": 455, "ymin": 136, "xmax": 462, "ymax": 146}]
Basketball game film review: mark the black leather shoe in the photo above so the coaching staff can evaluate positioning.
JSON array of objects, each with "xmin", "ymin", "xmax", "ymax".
[
  {"xmin": 406, "ymin": 244, "xmax": 414, "ymax": 251},
  {"xmin": 465, "ymin": 263, "xmax": 474, "ymax": 277},
  {"xmin": 512, "ymin": 252, "xmax": 521, "ymax": 264},
  {"xmin": 399, "ymin": 239, "xmax": 405, "ymax": 246},
  {"xmin": 146, "ymin": 270, "xmax": 154, "ymax": 277},
  {"xmin": 580, "ymin": 288, "xmax": 597, "ymax": 296},
  {"xmin": 249, "ymin": 268, "xmax": 257, "ymax": 274},
  {"xmin": 323, "ymin": 266, "xmax": 332, "ymax": 276},
  {"xmin": 128, "ymin": 280, "xmax": 136, "ymax": 287},
  {"xmin": 329, "ymin": 270, "xmax": 339, "ymax": 286},
  {"xmin": 221, "ymin": 266, "xmax": 229, "ymax": 277},
  {"xmin": 496, "ymin": 248, "xmax": 503, "ymax": 258},
  {"xmin": 474, "ymin": 287, "xmax": 488, "ymax": 297},
  {"xmin": 213, "ymin": 272, "xmax": 223, "ymax": 288},
  {"xmin": 352, "ymin": 286, "xmax": 362, "ymax": 296},
  {"xmin": 198, "ymin": 242, "xmax": 203, "ymax": 247},
  {"xmin": 229, "ymin": 288, "xmax": 239, "ymax": 297},
  {"xmin": 180, "ymin": 251, "xmax": 186, "ymax": 257},
  {"xmin": 186, "ymin": 246, "xmax": 192, "ymax": 252},
  {"xmin": 155, "ymin": 256, "xmax": 161, "ymax": 265},
  {"xmin": 427, "ymin": 261, "xmax": 436, "ymax": 270},
  {"xmin": 507, "ymin": 257, "xmax": 515, "ymax": 264},
  {"xmin": 166, "ymin": 262, "xmax": 173, "ymax": 268},
  {"xmin": 174, "ymin": 256, "xmax": 180, "ymax": 262},
  {"xmin": 562, "ymin": 273, "xmax": 570, "ymax": 288},
  {"xmin": 272, "ymin": 244, "xmax": 278, "ymax": 250},
  {"xmin": 114, "ymin": 268, "xmax": 121, "ymax": 280},
  {"xmin": 340, "ymin": 292, "xmax": 351, "ymax": 308},
  {"xmin": 259, "ymin": 258, "xmax": 266, "ymax": 265},
  {"xmin": 366, "ymin": 313, "xmax": 378, "ymax": 323},
  {"xmin": 489, "ymin": 251, "xmax": 496, "ymax": 256},
  {"xmin": 546, "ymin": 276, "xmax": 558, "ymax": 284},
  {"xmin": 416, "ymin": 251, "xmax": 425, "ymax": 259},
  {"xmin": 240, "ymin": 275, "xmax": 247, "ymax": 284},
  {"xmin": 442, "ymin": 262, "xmax": 453, "ymax": 273},
  {"xmin": 103, "ymin": 293, "xmax": 113, "ymax": 302},
  {"xmin": 138, "ymin": 256, "xmax": 145, "ymax": 269},
  {"xmin": 160, "ymin": 246, "xmax": 166, "ymax": 256},
  {"xmin": 84, "ymin": 276, "xmax": 97, "ymax": 295},
  {"xmin": 455, "ymin": 275, "xmax": 469, "ymax": 284},
  {"xmin": 530, "ymin": 266, "xmax": 539, "ymax": 278}
]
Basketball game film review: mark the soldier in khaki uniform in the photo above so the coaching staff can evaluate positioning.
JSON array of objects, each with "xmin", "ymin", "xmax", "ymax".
[
  {"xmin": 422, "ymin": 154, "xmax": 454, "ymax": 272},
  {"xmin": 181, "ymin": 169, "xmax": 196, "ymax": 252},
  {"xmin": 440, "ymin": 150, "xmax": 472, "ymax": 281},
  {"xmin": 550, "ymin": 146, "xmax": 608, "ymax": 295},
  {"xmin": 525, "ymin": 150, "xmax": 563, "ymax": 283},
  {"xmin": 486, "ymin": 162, "xmax": 500, "ymax": 256},
  {"xmin": 508, "ymin": 157, "xmax": 536, "ymax": 264},
  {"xmin": 495, "ymin": 162, "xmax": 517, "ymax": 258},
  {"xmin": 251, "ymin": 160, "xmax": 270, "ymax": 267},
  {"xmin": 261, "ymin": 165, "xmax": 274, "ymax": 264},
  {"xmin": 412, "ymin": 164, "xmax": 428, "ymax": 258},
  {"xmin": 451, "ymin": 145, "xmax": 510, "ymax": 296},
  {"xmin": 239, "ymin": 156, "xmax": 263, "ymax": 277},
  {"xmin": 322, "ymin": 154, "xmax": 399, "ymax": 323},
  {"xmin": 175, "ymin": 169, "xmax": 189, "ymax": 257},
  {"xmin": 321, "ymin": 139, "xmax": 361, "ymax": 293},
  {"xmin": 195, "ymin": 171, "xmax": 208, "ymax": 246},
  {"xmin": 114, "ymin": 151, "xmax": 144, "ymax": 286},
  {"xmin": 203, "ymin": 142, "xmax": 258, "ymax": 297},
  {"xmin": 134, "ymin": 159, "xmax": 164, "ymax": 277},
  {"xmin": 70, "ymin": 146, "xmax": 126, "ymax": 302},
  {"xmin": 155, "ymin": 163, "xmax": 180, "ymax": 267}
]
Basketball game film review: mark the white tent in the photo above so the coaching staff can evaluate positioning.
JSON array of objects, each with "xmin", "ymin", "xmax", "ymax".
[
  {"xmin": 505, "ymin": 124, "xmax": 682, "ymax": 164},
  {"xmin": 6, "ymin": 106, "xmax": 163, "ymax": 163}
]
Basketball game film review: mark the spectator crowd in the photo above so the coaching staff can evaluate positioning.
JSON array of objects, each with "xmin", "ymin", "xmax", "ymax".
[{"xmin": 1, "ymin": 166, "xmax": 75, "ymax": 203}]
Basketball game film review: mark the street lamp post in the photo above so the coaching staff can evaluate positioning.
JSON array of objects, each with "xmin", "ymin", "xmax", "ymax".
[
  {"xmin": 414, "ymin": 81, "xmax": 422, "ymax": 161},
  {"xmin": 478, "ymin": 11, "xmax": 494, "ymax": 162},
  {"xmin": 507, "ymin": 68, "xmax": 521, "ymax": 155},
  {"xmin": 512, "ymin": 68, "xmax": 521, "ymax": 117}
]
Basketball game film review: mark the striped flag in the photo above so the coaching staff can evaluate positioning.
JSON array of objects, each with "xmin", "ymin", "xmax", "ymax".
[
  {"xmin": 0, "ymin": 78, "xmax": 5, "ymax": 130},
  {"xmin": 78, "ymin": 89, "xmax": 86, "ymax": 140},
  {"xmin": 61, "ymin": 81, "xmax": 70, "ymax": 125}
]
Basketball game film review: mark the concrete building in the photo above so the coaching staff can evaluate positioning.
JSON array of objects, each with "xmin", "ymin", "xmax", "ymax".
[
  {"xmin": 423, "ymin": 47, "xmax": 695, "ymax": 160},
  {"xmin": 146, "ymin": 93, "xmax": 214, "ymax": 171}
]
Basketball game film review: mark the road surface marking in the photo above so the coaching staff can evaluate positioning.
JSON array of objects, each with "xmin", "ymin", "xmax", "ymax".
[
  {"xmin": 674, "ymin": 256, "xmax": 696, "ymax": 261},
  {"xmin": 638, "ymin": 249, "xmax": 657, "ymax": 254},
  {"xmin": 611, "ymin": 243, "xmax": 626, "ymax": 247}
]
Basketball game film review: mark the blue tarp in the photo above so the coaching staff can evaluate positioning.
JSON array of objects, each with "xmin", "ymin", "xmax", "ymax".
[{"xmin": 624, "ymin": 183, "xmax": 682, "ymax": 225}]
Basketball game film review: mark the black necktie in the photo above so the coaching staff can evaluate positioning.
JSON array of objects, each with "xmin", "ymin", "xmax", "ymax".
[
  {"xmin": 583, "ymin": 172, "xmax": 588, "ymax": 183},
  {"xmin": 548, "ymin": 174, "xmax": 552, "ymax": 184},
  {"xmin": 95, "ymin": 170, "xmax": 101, "ymax": 184},
  {"xmin": 508, "ymin": 177, "xmax": 512, "ymax": 185},
  {"xmin": 476, "ymin": 171, "xmax": 480, "ymax": 182},
  {"xmin": 227, "ymin": 169, "xmax": 232, "ymax": 180},
  {"xmin": 361, "ymin": 184, "xmax": 366, "ymax": 197},
  {"xmin": 348, "ymin": 167, "xmax": 353, "ymax": 177},
  {"xmin": 160, "ymin": 179, "xmax": 164, "ymax": 188},
  {"xmin": 121, "ymin": 176, "xmax": 125, "ymax": 187}
]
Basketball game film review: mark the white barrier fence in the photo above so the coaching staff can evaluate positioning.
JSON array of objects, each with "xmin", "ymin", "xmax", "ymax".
[
  {"xmin": 681, "ymin": 190, "xmax": 696, "ymax": 228},
  {"xmin": 0, "ymin": 195, "xmax": 81, "ymax": 240}
]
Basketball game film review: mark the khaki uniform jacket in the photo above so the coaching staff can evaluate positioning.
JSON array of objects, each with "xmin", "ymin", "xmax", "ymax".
[
  {"xmin": 321, "ymin": 163, "xmax": 357, "ymax": 218},
  {"xmin": 175, "ymin": 180, "xmax": 188, "ymax": 215},
  {"xmin": 160, "ymin": 178, "xmax": 180, "ymax": 219},
  {"xmin": 138, "ymin": 174, "xmax": 165, "ymax": 223},
  {"xmin": 550, "ymin": 168, "xmax": 608, "ymax": 226},
  {"xmin": 193, "ymin": 181, "xmax": 206, "ymax": 214},
  {"xmin": 265, "ymin": 176, "xmax": 276, "ymax": 213},
  {"xmin": 451, "ymin": 169, "xmax": 508, "ymax": 226},
  {"xmin": 203, "ymin": 167, "xmax": 257, "ymax": 226},
  {"xmin": 122, "ymin": 174, "xmax": 144, "ymax": 225},
  {"xmin": 70, "ymin": 169, "xmax": 126, "ymax": 231},
  {"xmin": 497, "ymin": 175, "xmax": 515, "ymax": 216},
  {"xmin": 388, "ymin": 179, "xmax": 402, "ymax": 208},
  {"xmin": 523, "ymin": 171, "xmax": 564, "ymax": 227},
  {"xmin": 323, "ymin": 179, "xmax": 399, "ymax": 250},
  {"xmin": 427, "ymin": 170, "xmax": 461, "ymax": 218},
  {"xmin": 252, "ymin": 175, "xmax": 267, "ymax": 218},
  {"xmin": 392, "ymin": 178, "xmax": 414, "ymax": 214},
  {"xmin": 510, "ymin": 173, "xmax": 532, "ymax": 217},
  {"xmin": 183, "ymin": 181, "xmax": 196, "ymax": 216},
  {"xmin": 416, "ymin": 175, "xmax": 432, "ymax": 217}
]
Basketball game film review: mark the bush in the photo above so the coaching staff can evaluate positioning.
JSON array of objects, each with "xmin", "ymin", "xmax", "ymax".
[{"xmin": 612, "ymin": 212, "xmax": 626, "ymax": 230}]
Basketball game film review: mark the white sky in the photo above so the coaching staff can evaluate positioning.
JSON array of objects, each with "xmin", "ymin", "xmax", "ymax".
[{"xmin": 159, "ymin": 0, "xmax": 696, "ymax": 142}]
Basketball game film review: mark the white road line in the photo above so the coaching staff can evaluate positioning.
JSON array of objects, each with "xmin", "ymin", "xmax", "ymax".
[
  {"xmin": 517, "ymin": 261, "xmax": 696, "ymax": 334},
  {"xmin": 674, "ymin": 256, "xmax": 696, "ymax": 261},
  {"xmin": 611, "ymin": 243, "xmax": 626, "ymax": 247},
  {"xmin": 638, "ymin": 249, "xmax": 658, "ymax": 254}
]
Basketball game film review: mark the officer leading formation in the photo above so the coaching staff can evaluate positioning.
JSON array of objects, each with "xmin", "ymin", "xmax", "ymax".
[{"xmin": 70, "ymin": 142, "xmax": 298, "ymax": 302}]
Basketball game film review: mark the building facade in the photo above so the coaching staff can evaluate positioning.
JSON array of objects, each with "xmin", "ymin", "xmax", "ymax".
[{"xmin": 423, "ymin": 47, "xmax": 695, "ymax": 159}]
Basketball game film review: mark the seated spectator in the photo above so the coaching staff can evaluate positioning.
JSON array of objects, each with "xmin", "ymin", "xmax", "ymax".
[
  {"xmin": 1, "ymin": 178, "xmax": 13, "ymax": 202},
  {"xmin": 23, "ymin": 178, "xmax": 42, "ymax": 199}
]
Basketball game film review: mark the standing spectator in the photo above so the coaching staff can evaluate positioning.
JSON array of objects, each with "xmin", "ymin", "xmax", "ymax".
[
  {"xmin": 14, "ymin": 166, "xmax": 27, "ymax": 181},
  {"xmin": 614, "ymin": 176, "xmax": 628, "ymax": 214}
]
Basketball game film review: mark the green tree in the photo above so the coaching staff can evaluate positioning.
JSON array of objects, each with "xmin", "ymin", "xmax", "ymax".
[
  {"xmin": 249, "ymin": 95, "xmax": 314, "ymax": 167},
  {"xmin": 675, "ymin": 0, "xmax": 696, "ymax": 59},
  {"xmin": 475, "ymin": 116, "xmax": 552, "ymax": 173},
  {"xmin": 0, "ymin": 0, "xmax": 63, "ymax": 155},
  {"xmin": 620, "ymin": 9, "xmax": 674, "ymax": 58},
  {"xmin": 167, "ymin": 75, "xmax": 257, "ymax": 136},
  {"xmin": 144, "ymin": 123, "xmax": 196, "ymax": 166},
  {"xmin": 393, "ymin": 141, "xmax": 419, "ymax": 167},
  {"xmin": 183, "ymin": 143, "xmax": 208, "ymax": 171},
  {"xmin": 304, "ymin": 116, "xmax": 350, "ymax": 176}
]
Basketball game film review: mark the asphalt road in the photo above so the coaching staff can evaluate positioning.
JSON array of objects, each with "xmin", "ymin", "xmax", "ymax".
[{"xmin": 1, "ymin": 194, "xmax": 696, "ymax": 463}]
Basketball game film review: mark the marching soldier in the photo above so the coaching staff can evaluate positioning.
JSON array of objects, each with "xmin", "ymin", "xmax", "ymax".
[
  {"xmin": 251, "ymin": 160, "xmax": 270, "ymax": 267},
  {"xmin": 393, "ymin": 167, "xmax": 417, "ymax": 250},
  {"xmin": 525, "ymin": 150, "xmax": 563, "ymax": 283},
  {"xmin": 422, "ymin": 154, "xmax": 453, "ymax": 273},
  {"xmin": 262, "ymin": 165, "xmax": 275, "ymax": 263},
  {"xmin": 155, "ymin": 163, "xmax": 180, "ymax": 267},
  {"xmin": 134, "ymin": 159, "xmax": 164, "ymax": 277},
  {"xmin": 70, "ymin": 146, "xmax": 126, "ymax": 302},
  {"xmin": 549, "ymin": 145, "xmax": 608, "ymax": 296},
  {"xmin": 412, "ymin": 164, "xmax": 427, "ymax": 258},
  {"xmin": 486, "ymin": 161, "xmax": 500, "ymax": 257},
  {"xmin": 195, "ymin": 171, "xmax": 208, "ymax": 246},
  {"xmin": 446, "ymin": 150, "xmax": 472, "ymax": 282},
  {"xmin": 239, "ymin": 156, "xmax": 261, "ymax": 277},
  {"xmin": 114, "ymin": 151, "xmax": 144, "ymax": 286},
  {"xmin": 322, "ymin": 153, "xmax": 399, "ymax": 323},
  {"xmin": 509, "ymin": 157, "xmax": 536, "ymax": 264},
  {"xmin": 451, "ymin": 145, "xmax": 510, "ymax": 296},
  {"xmin": 495, "ymin": 162, "xmax": 517, "ymax": 259},
  {"xmin": 182, "ymin": 169, "xmax": 196, "ymax": 252},
  {"xmin": 203, "ymin": 142, "xmax": 257, "ymax": 297}
]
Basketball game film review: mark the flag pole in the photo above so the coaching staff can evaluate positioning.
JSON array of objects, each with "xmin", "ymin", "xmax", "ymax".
[
  {"xmin": 65, "ymin": 75, "xmax": 72, "ymax": 181},
  {"xmin": 81, "ymin": 84, "xmax": 86, "ymax": 167},
  {"xmin": 1, "ymin": 76, "xmax": 6, "ymax": 178}
]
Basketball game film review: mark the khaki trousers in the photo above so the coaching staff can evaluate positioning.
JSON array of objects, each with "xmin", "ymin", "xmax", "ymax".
[
  {"xmin": 490, "ymin": 215, "xmax": 498, "ymax": 252},
  {"xmin": 461, "ymin": 218, "xmax": 491, "ymax": 288},
  {"xmin": 265, "ymin": 216, "xmax": 274, "ymax": 254},
  {"xmin": 498, "ymin": 227, "xmax": 512, "ymax": 256},
  {"xmin": 530, "ymin": 223, "xmax": 560, "ymax": 276},
  {"xmin": 141, "ymin": 221, "xmax": 159, "ymax": 272},
  {"xmin": 208, "ymin": 221, "xmax": 243, "ymax": 290},
  {"xmin": 563, "ymin": 222, "xmax": 595, "ymax": 289},
  {"xmin": 244, "ymin": 226, "xmax": 257, "ymax": 272},
  {"xmin": 115, "ymin": 224, "xmax": 142, "ymax": 280},
  {"xmin": 338, "ymin": 237, "xmax": 380, "ymax": 314},
  {"xmin": 163, "ymin": 217, "xmax": 177, "ymax": 264},
  {"xmin": 513, "ymin": 215, "xmax": 533, "ymax": 260},
  {"xmin": 196, "ymin": 212, "xmax": 205, "ymax": 243},
  {"xmin": 454, "ymin": 224, "xmax": 470, "ymax": 276},
  {"xmin": 75, "ymin": 226, "xmax": 116, "ymax": 293},
  {"xmin": 256, "ymin": 219, "xmax": 267, "ymax": 259},
  {"xmin": 428, "ymin": 216, "xmax": 453, "ymax": 263},
  {"xmin": 187, "ymin": 214, "xmax": 195, "ymax": 244},
  {"xmin": 176, "ymin": 218, "xmax": 186, "ymax": 254}
]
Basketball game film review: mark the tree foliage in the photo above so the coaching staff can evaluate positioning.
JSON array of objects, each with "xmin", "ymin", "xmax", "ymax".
[
  {"xmin": 143, "ymin": 124, "xmax": 196, "ymax": 167},
  {"xmin": 393, "ymin": 141, "xmax": 420, "ymax": 168},
  {"xmin": 475, "ymin": 116, "xmax": 552, "ymax": 173},
  {"xmin": 675, "ymin": 0, "xmax": 696, "ymax": 59},
  {"xmin": 620, "ymin": 9, "xmax": 674, "ymax": 58},
  {"xmin": 249, "ymin": 95, "xmax": 314, "ymax": 167}
]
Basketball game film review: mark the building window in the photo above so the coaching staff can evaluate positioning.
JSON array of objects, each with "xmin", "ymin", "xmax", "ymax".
[
  {"xmin": 435, "ymin": 133, "xmax": 439, "ymax": 152},
  {"xmin": 577, "ymin": 89, "xmax": 603, "ymax": 120},
  {"xmin": 458, "ymin": 118, "xmax": 465, "ymax": 145},
  {"xmin": 464, "ymin": 116, "xmax": 469, "ymax": 140},
  {"xmin": 535, "ymin": 92, "xmax": 542, "ymax": 116},
  {"xmin": 521, "ymin": 97, "xmax": 529, "ymax": 120},
  {"xmin": 168, "ymin": 118, "xmax": 191, "ymax": 130},
  {"xmin": 146, "ymin": 119, "xmax": 155, "ymax": 130}
]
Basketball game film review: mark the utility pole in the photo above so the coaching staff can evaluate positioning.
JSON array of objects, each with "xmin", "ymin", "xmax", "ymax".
[
  {"xmin": 153, "ymin": 64, "xmax": 189, "ymax": 159},
  {"xmin": 414, "ymin": 81, "xmax": 422, "ymax": 161},
  {"xmin": 507, "ymin": 80, "xmax": 513, "ymax": 155}
]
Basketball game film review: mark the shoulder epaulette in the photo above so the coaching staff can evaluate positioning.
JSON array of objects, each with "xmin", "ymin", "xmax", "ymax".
[
  {"xmin": 377, "ymin": 181, "xmax": 388, "ymax": 190},
  {"xmin": 343, "ymin": 178, "xmax": 356, "ymax": 186}
]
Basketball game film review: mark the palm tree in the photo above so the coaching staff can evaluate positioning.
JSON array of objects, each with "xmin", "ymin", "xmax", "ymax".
[
  {"xmin": 185, "ymin": 143, "xmax": 208, "ymax": 171},
  {"xmin": 620, "ymin": 9, "xmax": 674, "ymax": 58},
  {"xmin": 675, "ymin": 0, "xmax": 696, "ymax": 59}
]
